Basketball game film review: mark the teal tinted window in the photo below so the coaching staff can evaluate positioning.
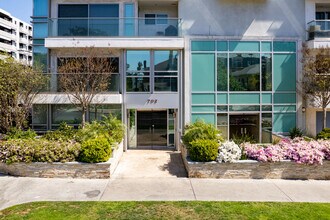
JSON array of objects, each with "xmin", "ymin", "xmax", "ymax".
[
  {"xmin": 90, "ymin": 4, "xmax": 119, "ymax": 17},
  {"xmin": 58, "ymin": 5, "xmax": 88, "ymax": 17},
  {"xmin": 273, "ymin": 42, "xmax": 296, "ymax": 52},
  {"xmin": 262, "ymin": 105, "xmax": 272, "ymax": 111},
  {"xmin": 217, "ymin": 93, "xmax": 228, "ymax": 104},
  {"xmin": 229, "ymin": 41, "xmax": 260, "ymax": 52},
  {"xmin": 192, "ymin": 114, "xmax": 216, "ymax": 124},
  {"xmin": 274, "ymin": 105, "xmax": 296, "ymax": 112},
  {"xmin": 33, "ymin": 39, "xmax": 45, "ymax": 45},
  {"xmin": 274, "ymin": 93, "xmax": 296, "ymax": 104},
  {"xmin": 124, "ymin": 3, "xmax": 135, "ymax": 36},
  {"xmin": 273, "ymin": 54, "xmax": 296, "ymax": 91},
  {"xmin": 217, "ymin": 53, "xmax": 227, "ymax": 91},
  {"xmin": 229, "ymin": 105, "xmax": 260, "ymax": 111},
  {"xmin": 262, "ymin": 93, "xmax": 272, "ymax": 104},
  {"xmin": 273, "ymin": 113, "xmax": 296, "ymax": 133},
  {"xmin": 191, "ymin": 41, "xmax": 215, "ymax": 51},
  {"xmin": 192, "ymin": 54, "xmax": 215, "ymax": 91},
  {"xmin": 126, "ymin": 51, "xmax": 150, "ymax": 71},
  {"xmin": 262, "ymin": 54, "xmax": 272, "ymax": 91},
  {"xmin": 192, "ymin": 106, "xmax": 215, "ymax": 113},
  {"xmin": 192, "ymin": 94, "xmax": 215, "ymax": 104},
  {"xmin": 33, "ymin": 23, "xmax": 48, "ymax": 38},
  {"xmin": 261, "ymin": 42, "xmax": 272, "ymax": 52},
  {"xmin": 33, "ymin": 0, "xmax": 48, "ymax": 17},
  {"xmin": 154, "ymin": 51, "xmax": 178, "ymax": 71},
  {"xmin": 33, "ymin": 46, "xmax": 48, "ymax": 72},
  {"xmin": 217, "ymin": 41, "xmax": 228, "ymax": 51},
  {"xmin": 230, "ymin": 93, "xmax": 260, "ymax": 104},
  {"xmin": 229, "ymin": 53, "xmax": 260, "ymax": 91}
]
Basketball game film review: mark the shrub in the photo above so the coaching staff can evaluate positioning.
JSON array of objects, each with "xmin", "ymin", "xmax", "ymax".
[
  {"xmin": 289, "ymin": 127, "xmax": 303, "ymax": 139},
  {"xmin": 43, "ymin": 122, "xmax": 76, "ymax": 141},
  {"xmin": 231, "ymin": 133, "xmax": 256, "ymax": 145},
  {"xmin": 75, "ymin": 121, "xmax": 106, "ymax": 143},
  {"xmin": 5, "ymin": 128, "xmax": 37, "ymax": 140},
  {"xmin": 317, "ymin": 128, "xmax": 330, "ymax": 140},
  {"xmin": 79, "ymin": 136, "xmax": 112, "ymax": 163},
  {"xmin": 0, "ymin": 139, "xmax": 80, "ymax": 164},
  {"xmin": 189, "ymin": 139, "xmax": 218, "ymax": 162},
  {"xmin": 183, "ymin": 120, "xmax": 223, "ymax": 148},
  {"xmin": 100, "ymin": 115, "xmax": 125, "ymax": 143},
  {"xmin": 217, "ymin": 141, "xmax": 242, "ymax": 163}
]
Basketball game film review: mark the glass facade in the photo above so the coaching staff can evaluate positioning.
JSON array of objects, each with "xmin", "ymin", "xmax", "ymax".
[
  {"xmin": 191, "ymin": 40, "xmax": 297, "ymax": 141},
  {"xmin": 126, "ymin": 50, "xmax": 179, "ymax": 93}
]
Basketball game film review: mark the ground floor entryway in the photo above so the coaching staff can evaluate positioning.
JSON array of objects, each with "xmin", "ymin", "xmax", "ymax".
[{"xmin": 112, "ymin": 150, "xmax": 187, "ymax": 179}]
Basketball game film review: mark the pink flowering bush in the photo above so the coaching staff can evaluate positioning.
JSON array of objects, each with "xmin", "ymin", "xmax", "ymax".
[{"xmin": 242, "ymin": 138, "xmax": 330, "ymax": 165}]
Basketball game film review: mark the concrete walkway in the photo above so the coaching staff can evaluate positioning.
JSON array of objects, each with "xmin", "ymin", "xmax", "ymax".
[{"xmin": 1, "ymin": 150, "xmax": 330, "ymax": 210}]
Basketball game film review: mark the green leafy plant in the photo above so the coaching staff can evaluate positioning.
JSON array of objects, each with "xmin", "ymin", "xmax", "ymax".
[
  {"xmin": 317, "ymin": 128, "xmax": 330, "ymax": 140},
  {"xmin": 100, "ymin": 115, "xmax": 125, "ymax": 143},
  {"xmin": 75, "ymin": 121, "xmax": 106, "ymax": 143},
  {"xmin": 183, "ymin": 120, "xmax": 223, "ymax": 148},
  {"xmin": 189, "ymin": 139, "xmax": 219, "ymax": 162},
  {"xmin": 289, "ymin": 127, "xmax": 303, "ymax": 139},
  {"xmin": 43, "ymin": 122, "xmax": 76, "ymax": 141},
  {"xmin": 231, "ymin": 133, "xmax": 256, "ymax": 145},
  {"xmin": 79, "ymin": 136, "xmax": 112, "ymax": 163},
  {"xmin": 0, "ymin": 139, "xmax": 80, "ymax": 164},
  {"xmin": 5, "ymin": 128, "xmax": 37, "ymax": 140}
]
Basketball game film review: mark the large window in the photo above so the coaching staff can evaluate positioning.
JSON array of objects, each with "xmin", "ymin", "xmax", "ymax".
[
  {"xmin": 126, "ymin": 50, "xmax": 179, "ymax": 93},
  {"xmin": 51, "ymin": 104, "xmax": 82, "ymax": 126}
]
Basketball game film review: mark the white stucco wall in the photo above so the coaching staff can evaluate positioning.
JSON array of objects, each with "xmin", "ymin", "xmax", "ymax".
[{"xmin": 179, "ymin": 0, "xmax": 306, "ymax": 39}]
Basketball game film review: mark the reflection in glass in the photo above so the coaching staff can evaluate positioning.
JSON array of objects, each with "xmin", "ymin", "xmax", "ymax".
[
  {"xmin": 217, "ymin": 53, "xmax": 227, "ymax": 91},
  {"xmin": 126, "ymin": 77, "xmax": 150, "ymax": 92},
  {"xmin": 229, "ymin": 114, "xmax": 260, "ymax": 142},
  {"xmin": 229, "ymin": 105, "xmax": 260, "ymax": 112},
  {"xmin": 217, "ymin": 113, "xmax": 228, "ymax": 139},
  {"xmin": 262, "ymin": 54, "xmax": 272, "ymax": 91},
  {"xmin": 89, "ymin": 19, "xmax": 119, "ymax": 36},
  {"xmin": 154, "ymin": 77, "xmax": 177, "ymax": 92},
  {"xmin": 262, "ymin": 105, "xmax": 272, "ymax": 111},
  {"xmin": 262, "ymin": 113, "xmax": 272, "ymax": 143},
  {"xmin": 89, "ymin": 104, "xmax": 122, "ymax": 121},
  {"xmin": 126, "ymin": 51, "xmax": 150, "ymax": 71},
  {"xmin": 154, "ymin": 51, "xmax": 178, "ymax": 71},
  {"xmin": 217, "ymin": 106, "xmax": 228, "ymax": 112},
  {"xmin": 229, "ymin": 53, "xmax": 260, "ymax": 91},
  {"xmin": 52, "ymin": 105, "xmax": 82, "ymax": 125},
  {"xmin": 32, "ymin": 105, "xmax": 47, "ymax": 124},
  {"xmin": 58, "ymin": 19, "xmax": 88, "ymax": 36},
  {"xmin": 128, "ymin": 109, "xmax": 137, "ymax": 148}
]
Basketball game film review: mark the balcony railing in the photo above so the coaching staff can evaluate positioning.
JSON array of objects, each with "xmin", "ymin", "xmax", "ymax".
[
  {"xmin": 307, "ymin": 20, "xmax": 330, "ymax": 40},
  {"xmin": 48, "ymin": 17, "xmax": 182, "ymax": 37}
]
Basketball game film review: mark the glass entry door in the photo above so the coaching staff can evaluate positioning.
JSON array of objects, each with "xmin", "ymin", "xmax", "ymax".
[{"xmin": 137, "ymin": 111, "xmax": 167, "ymax": 148}]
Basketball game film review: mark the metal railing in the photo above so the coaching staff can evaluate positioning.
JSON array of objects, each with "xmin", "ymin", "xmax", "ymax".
[
  {"xmin": 48, "ymin": 17, "xmax": 182, "ymax": 37},
  {"xmin": 307, "ymin": 20, "xmax": 330, "ymax": 40}
]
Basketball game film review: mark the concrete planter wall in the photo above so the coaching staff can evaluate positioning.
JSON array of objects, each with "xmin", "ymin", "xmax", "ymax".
[
  {"xmin": 0, "ymin": 142, "xmax": 123, "ymax": 179},
  {"xmin": 181, "ymin": 145, "xmax": 330, "ymax": 180}
]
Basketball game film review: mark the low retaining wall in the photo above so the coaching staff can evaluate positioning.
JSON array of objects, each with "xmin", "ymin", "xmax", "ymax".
[
  {"xmin": 181, "ymin": 146, "xmax": 330, "ymax": 180},
  {"xmin": 0, "ymin": 142, "xmax": 123, "ymax": 179}
]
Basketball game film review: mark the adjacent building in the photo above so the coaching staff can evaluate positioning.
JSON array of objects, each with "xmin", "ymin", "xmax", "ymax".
[
  {"xmin": 31, "ymin": 0, "xmax": 330, "ymax": 150},
  {"xmin": 0, "ymin": 8, "xmax": 33, "ymax": 65}
]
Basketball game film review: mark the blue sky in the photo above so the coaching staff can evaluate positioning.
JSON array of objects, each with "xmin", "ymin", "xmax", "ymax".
[{"xmin": 0, "ymin": 0, "xmax": 32, "ymax": 24}]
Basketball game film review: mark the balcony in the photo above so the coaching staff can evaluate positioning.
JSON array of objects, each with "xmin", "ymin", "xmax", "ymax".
[
  {"xmin": 307, "ymin": 20, "xmax": 330, "ymax": 40},
  {"xmin": 48, "ymin": 17, "xmax": 182, "ymax": 38}
]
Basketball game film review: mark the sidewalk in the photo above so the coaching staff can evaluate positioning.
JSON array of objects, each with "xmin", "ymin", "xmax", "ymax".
[{"xmin": 1, "ymin": 175, "xmax": 330, "ymax": 210}]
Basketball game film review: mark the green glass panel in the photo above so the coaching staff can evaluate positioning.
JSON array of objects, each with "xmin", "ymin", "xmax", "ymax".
[
  {"xmin": 217, "ymin": 113, "xmax": 228, "ymax": 126},
  {"xmin": 229, "ymin": 105, "xmax": 260, "ymax": 111},
  {"xmin": 273, "ymin": 42, "xmax": 296, "ymax": 52},
  {"xmin": 192, "ymin": 114, "xmax": 216, "ymax": 124},
  {"xmin": 274, "ymin": 105, "xmax": 296, "ymax": 112},
  {"xmin": 217, "ymin": 94, "xmax": 228, "ymax": 104},
  {"xmin": 273, "ymin": 54, "xmax": 296, "ymax": 91},
  {"xmin": 262, "ymin": 105, "xmax": 272, "ymax": 111},
  {"xmin": 229, "ymin": 41, "xmax": 260, "ymax": 52},
  {"xmin": 262, "ymin": 93, "xmax": 272, "ymax": 104},
  {"xmin": 192, "ymin": 54, "xmax": 215, "ymax": 91},
  {"xmin": 274, "ymin": 93, "xmax": 296, "ymax": 104},
  {"xmin": 273, "ymin": 113, "xmax": 296, "ymax": 133},
  {"xmin": 217, "ymin": 41, "xmax": 228, "ymax": 51},
  {"xmin": 217, "ymin": 106, "xmax": 228, "ymax": 112},
  {"xmin": 192, "ymin": 106, "xmax": 215, "ymax": 113},
  {"xmin": 217, "ymin": 53, "xmax": 227, "ymax": 91},
  {"xmin": 191, "ymin": 41, "xmax": 215, "ymax": 51},
  {"xmin": 261, "ymin": 42, "xmax": 272, "ymax": 52},
  {"xmin": 192, "ymin": 94, "xmax": 215, "ymax": 104},
  {"xmin": 33, "ymin": 39, "xmax": 45, "ymax": 45},
  {"xmin": 230, "ymin": 93, "xmax": 260, "ymax": 104}
]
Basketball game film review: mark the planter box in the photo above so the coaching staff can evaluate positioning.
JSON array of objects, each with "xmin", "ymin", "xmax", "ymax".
[
  {"xmin": 0, "ymin": 142, "xmax": 123, "ymax": 179},
  {"xmin": 181, "ymin": 145, "xmax": 330, "ymax": 180}
]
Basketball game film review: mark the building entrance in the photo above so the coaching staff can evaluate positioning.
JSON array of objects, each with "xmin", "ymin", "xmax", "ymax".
[{"xmin": 136, "ymin": 111, "xmax": 168, "ymax": 148}]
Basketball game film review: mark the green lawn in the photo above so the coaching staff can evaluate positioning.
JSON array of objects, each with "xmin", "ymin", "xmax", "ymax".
[{"xmin": 0, "ymin": 201, "xmax": 329, "ymax": 220}]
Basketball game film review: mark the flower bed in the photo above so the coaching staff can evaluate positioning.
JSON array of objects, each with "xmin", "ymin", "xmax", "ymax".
[{"xmin": 0, "ymin": 142, "xmax": 123, "ymax": 179}]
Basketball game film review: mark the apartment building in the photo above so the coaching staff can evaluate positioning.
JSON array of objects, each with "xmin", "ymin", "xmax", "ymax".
[
  {"xmin": 31, "ymin": 0, "xmax": 330, "ymax": 150},
  {"xmin": 0, "ymin": 8, "xmax": 33, "ymax": 65}
]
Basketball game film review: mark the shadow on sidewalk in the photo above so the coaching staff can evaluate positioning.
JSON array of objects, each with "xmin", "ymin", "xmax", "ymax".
[{"xmin": 159, "ymin": 152, "xmax": 188, "ymax": 178}]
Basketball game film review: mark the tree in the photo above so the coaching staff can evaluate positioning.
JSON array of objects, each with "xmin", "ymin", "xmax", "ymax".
[
  {"xmin": 57, "ymin": 48, "xmax": 115, "ymax": 128},
  {"xmin": 301, "ymin": 45, "xmax": 330, "ymax": 130},
  {"xmin": 0, "ymin": 56, "xmax": 47, "ymax": 133}
]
